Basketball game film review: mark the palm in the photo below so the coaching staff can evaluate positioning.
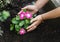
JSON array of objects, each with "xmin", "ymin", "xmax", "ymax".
[
  {"xmin": 22, "ymin": 5, "xmax": 38, "ymax": 14},
  {"xmin": 27, "ymin": 15, "xmax": 43, "ymax": 32}
]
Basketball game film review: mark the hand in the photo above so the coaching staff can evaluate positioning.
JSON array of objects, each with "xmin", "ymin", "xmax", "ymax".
[
  {"xmin": 19, "ymin": 5, "xmax": 39, "ymax": 14},
  {"xmin": 26, "ymin": 15, "xmax": 43, "ymax": 32}
]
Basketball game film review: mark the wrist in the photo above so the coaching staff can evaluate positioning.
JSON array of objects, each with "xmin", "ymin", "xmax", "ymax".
[
  {"xmin": 39, "ymin": 15, "xmax": 44, "ymax": 22},
  {"xmin": 41, "ymin": 13, "xmax": 50, "ymax": 20},
  {"xmin": 34, "ymin": 5, "xmax": 39, "ymax": 11}
]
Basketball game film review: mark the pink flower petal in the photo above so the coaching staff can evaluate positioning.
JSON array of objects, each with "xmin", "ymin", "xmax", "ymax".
[
  {"xmin": 19, "ymin": 11, "xmax": 26, "ymax": 15},
  {"xmin": 18, "ymin": 11, "xmax": 23, "ymax": 15},
  {"xmin": 25, "ymin": 11, "xmax": 32, "ymax": 19},
  {"xmin": 19, "ymin": 28, "xmax": 26, "ymax": 35},
  {"xmin": 19, "ymin": 14, "xmax": 25, "ymax": 20},
  {"xmin": 19, "ymin": 11, "xmax": 26, "ymax": 20}
]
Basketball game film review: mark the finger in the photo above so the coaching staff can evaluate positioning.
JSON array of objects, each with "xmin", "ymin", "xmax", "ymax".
[
  {"xmin": 30, "ymin": 11, "xmax": 35, "ymax": 14},
  {"xmin": 26, "ymin": 25, "xmax": 33, "ymax": 30},
  {"xmin": 30, "ymin": 18, "xmax": 37, "ymax": 23},
  {"xmin": 27, "ymin": 26, "xmax": 36, "ymax": 32},
  {"xmin": 30, "ymin": 10, "xmax": 36, "ymax": 14},
  {"xmin": 22, "ymin": 6, "xmax": 28, "ymax": 10},
  {"xmin": 27, "ymin": 21, "xmax": 38, "ymax": 30},
  {"xmin": 18, "ymin": 10, "xmax": 23, "ymax": 14},
  {"xmin": 22, "ymin": 6, "xmax": 33, "ymax": 11}
]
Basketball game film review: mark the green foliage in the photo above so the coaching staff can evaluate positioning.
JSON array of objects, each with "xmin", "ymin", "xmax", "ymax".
[
  {"xmin": 0, "ymin": 0, "xmax": 11, "ymax": 9},
  {"xmin": 23, "ymin": 9, "xmax": 26, "ymax": 12},
  {"xmin": 0, "ymin": 10, "xmax": 10, "ymax": 22},
  {"xmin": 24, "ymin": 19, "xmax": 30, "ymax": 28},
  {"xmin": 10, "ymin": 24, "xmax": 14, "ymax": 31},
  {"xmin": 10, "ymin": 15, "xmax": 31, "ymax": 32},
  {"xmin": 16, "ymin": 15, "xmax": 20, "ymax": 20},
  {"xmin": 19, "ymin": 21, "xmax": 25, "ymax": 27},
  {"xmin": 12, "ymin": 18, "xmax": 19, "ymax": 24},
  {"xmin": 15, "ymin": 25, "xmax": 20, "ymax": 32},
  {"xmin": 10, "ymin": 9, "xmax": 36, "ymax": 33},
  {"xmin": 11, "ymin": 15, "xmax": 20, "ymax": 32},
  {"xmin": 25, "ymin": 19, "xmax": 30, "ymax": 24}
]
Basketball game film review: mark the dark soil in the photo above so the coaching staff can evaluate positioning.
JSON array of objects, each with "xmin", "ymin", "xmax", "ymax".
[{"xmin": 0, "ymin": 0, "xmax": 60, "ymax": 42}]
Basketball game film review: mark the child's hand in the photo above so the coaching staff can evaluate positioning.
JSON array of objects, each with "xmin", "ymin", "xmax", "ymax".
[
  {"xmin": 26, "ymin": 15, "xmax": 43, "ymax": 32},
  {"xmin": 21, "ymin": 5, "xmax": 39, "ymax": 14}
]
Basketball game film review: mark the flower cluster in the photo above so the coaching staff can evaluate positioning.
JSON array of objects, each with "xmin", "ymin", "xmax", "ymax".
[
  {"xmin": 19, "ymin": 10, "xmax": 32, "ymax": 35},
  {"xmin": 10, "ymin": 9, "xmax": 32, "ymax": 35},
  {"xmin": 19, "ymin": 11, "xmax": 32, "ymax": 20}
]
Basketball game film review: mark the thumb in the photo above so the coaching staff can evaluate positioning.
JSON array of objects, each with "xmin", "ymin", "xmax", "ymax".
[
  {"xmin": 18, "ymin": 10, "xmax": 23, "ymax": 14},
  {"xmin": 22, "ymin": 6, "xmax": 28, "ymax": 10},
  {"xmin": 30, "ymin": 18, "xmax": 37, "ymax": 23}
]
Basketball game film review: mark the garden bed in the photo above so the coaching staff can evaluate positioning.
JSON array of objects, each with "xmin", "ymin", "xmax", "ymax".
[{"xmin": 0, "ymin": 0, "xmax": 60, "ymax": 42}]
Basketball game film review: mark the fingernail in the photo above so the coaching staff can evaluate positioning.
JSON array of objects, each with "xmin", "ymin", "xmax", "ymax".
[{"xmin": 30, "ymin": 21, "xmax": 32, "ymax": 23}]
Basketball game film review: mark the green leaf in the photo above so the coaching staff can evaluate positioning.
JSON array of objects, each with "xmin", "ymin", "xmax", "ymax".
[
  {"xmin": 15, "ymin": 25, "xmax": 20, "ymax": 32},
  {"xmin": 24, "ymin": 24, "xmax": 28, "ymax": 29},
  {"xmin": 2, "ymin": 10, "xmax": 10, "ymax": 17},
  {"xmin": 0, "ymin": 10, "xmax": 10, "ymax": 22},
  {"xmin": 25, "ymin": 19, "xmax": 30, "ymax": 24},
  {"xmin": 0, "ymin": 12, "xmax": 2, "ymax": 16},
  {"xmin": 2, "ymin": 10, "xmax": 10, "ymax": 20},
  {"xmin": 24, "ymin": 19, "xmax": 30, "ymax": 29},
  {"xmin": 2, "ymin": 16, "xmax": 8, "ymax": 19},
  {"xmin": 12, "ymin": 18, "xmax": 19, "ymax": 24},
  {"xmin": 10, "ymin": 24, "xmax": 14, "ymax": 31},
  {"xmin": 19, "ymin": 21, "xmax": 25, "ymax": 27},
  {"xmin": 23, "ymin": 9, "xmax": 26, "ymax": 12},
  {"xmin": 0, "ymin": 16, "xmax": 2, "ymax": 20},
  {"xmin": 0, "ymin": 16, "xmax": 4, "ymax": 22},
  {"xmin": 5, "ymin": 0, "xmax": 11, "ymax": 4},
  {"xmin": 16, "ymin": 15, "xmax": 20, "ymax": 20}
]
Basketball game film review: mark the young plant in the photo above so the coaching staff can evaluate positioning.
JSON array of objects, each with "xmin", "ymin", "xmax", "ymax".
[
  {"xmin": 0, "ymin": 10, "xmax": 10, "ymax": 22},
  {"xmin": 10, "ymin": 9, "xmax": 33, "ymax": 35}
]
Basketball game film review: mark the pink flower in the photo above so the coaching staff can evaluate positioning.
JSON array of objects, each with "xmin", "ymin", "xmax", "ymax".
[
  {"xmin": 19, "ymin": 28, "xmax": 26, "ymax": 35},
  {"xmin": 19, "ymin": 11, "xmax": 25, "ymax": 20},
  {"xmin": 25, "ymin": 11, "xmax": 32, "ymax": 19},
  {"xmin": 19, "ymin": 11, "xmax": 25, "ymax": 15},
  {"xmin": 19, "ymin": 14, "xmax": 24, "ymax": 20}
]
